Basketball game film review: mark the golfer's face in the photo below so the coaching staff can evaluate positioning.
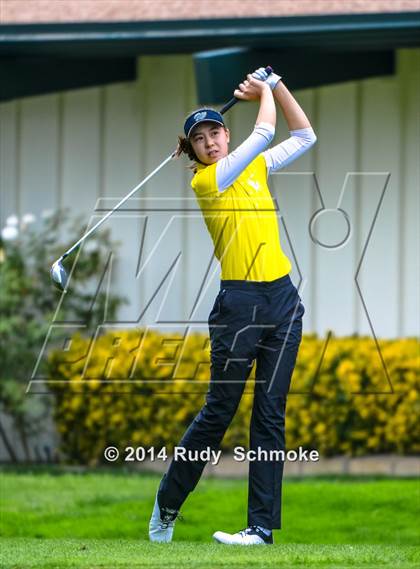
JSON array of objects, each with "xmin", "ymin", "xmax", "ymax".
[{"xmin": 190, "ymin": 123, "xmax": 230, "ymax": 165}]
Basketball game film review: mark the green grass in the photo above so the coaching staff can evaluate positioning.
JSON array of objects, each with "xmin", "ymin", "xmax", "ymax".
[
  {"xmin": 1, "ymin": 468, "xmax": 419, "ymax": 568},
  {"xmin": 1, "ymin": 540, "xmax": 419, "ymax": 568}
]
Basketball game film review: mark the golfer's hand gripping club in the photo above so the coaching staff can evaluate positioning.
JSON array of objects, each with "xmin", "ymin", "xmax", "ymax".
[
  {"xmin": 50, "ymin": 65, "xmax": 274, "ymax": 291},
  {"xmin": 251, "ymin": 67, "xmax": 282, "ymax": 90},
  {"xmin": 220, "ymin": 65, "xmax": 274, "ymax": 114}
]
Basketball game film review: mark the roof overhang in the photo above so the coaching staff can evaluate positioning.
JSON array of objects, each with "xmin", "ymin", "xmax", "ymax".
[{"xmin": 1, "ymin": 11, "xmax": 419, "ymax": 102}]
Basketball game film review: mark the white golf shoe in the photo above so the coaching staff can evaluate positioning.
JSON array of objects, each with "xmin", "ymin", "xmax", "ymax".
[
  {"xmin": 213, "ymin": 525, "xmax": 273, "ymax": 545},
  {"xmin": 148, "ymin": 492, "xmax": 181, "ymax": 543}
]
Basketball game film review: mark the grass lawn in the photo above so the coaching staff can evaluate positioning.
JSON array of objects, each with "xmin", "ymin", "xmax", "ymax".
[{"xmin": 0, "ymin": 468, "xmax": 419, "ymax": 568}]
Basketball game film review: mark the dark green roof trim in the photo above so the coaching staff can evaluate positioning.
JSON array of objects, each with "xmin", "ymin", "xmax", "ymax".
[
  {"xmin": 0, "ymin": 12, "xmax": 419, "ymax": 56},
  {"xmin": 0, "ymin": 57, "xmax": 136, "ymax": 101},
  {"xmin": 194, "ymin": 48, "xmax": 395, "ymax": 104}
]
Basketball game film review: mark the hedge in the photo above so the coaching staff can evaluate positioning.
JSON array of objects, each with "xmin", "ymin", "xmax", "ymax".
[{"xmin": 47, "ymin": 330, "xmax": 419, "ymax": 465}]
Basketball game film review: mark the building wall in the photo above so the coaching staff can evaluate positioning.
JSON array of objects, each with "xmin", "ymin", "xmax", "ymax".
[{"xmin": 1, "ymin": 49, "xmax": 419, "ymax": 341}]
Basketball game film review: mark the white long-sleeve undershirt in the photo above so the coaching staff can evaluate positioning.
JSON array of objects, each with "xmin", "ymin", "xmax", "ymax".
[{"xmin": 216, "ymin": 123, "xmax": 317, "ymax": 192}]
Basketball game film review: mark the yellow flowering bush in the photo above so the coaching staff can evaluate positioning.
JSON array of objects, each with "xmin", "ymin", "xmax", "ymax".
[{"xmin": 48, "ymin": 330, "xmax": 419, "ymax": 464}]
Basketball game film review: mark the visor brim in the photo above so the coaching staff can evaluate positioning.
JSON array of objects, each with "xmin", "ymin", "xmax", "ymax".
[{"xmin": 187, "ymin": 119, "xmax": 225, "ymax": 138}]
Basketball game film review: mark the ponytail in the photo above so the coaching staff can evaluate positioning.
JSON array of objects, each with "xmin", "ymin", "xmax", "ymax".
[
  {"xmin": 176, "ymin": 135, "xmax": 204, "ymax": 171},
  {"xmin": 176, "ymin": 135, "xmax": 198, "ymax": 162}
]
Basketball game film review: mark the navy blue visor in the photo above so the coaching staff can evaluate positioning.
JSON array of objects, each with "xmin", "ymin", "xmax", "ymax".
[{"xmin": 184, "ymin": 109, "xmax": 225, "ymax": 138}]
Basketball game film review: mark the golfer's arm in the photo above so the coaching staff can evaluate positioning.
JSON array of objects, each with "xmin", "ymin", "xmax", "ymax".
[
  {"xmin": 255, "ymin": 83, "xmax": 276, "ymax": 128},
  {"xmin": 272, "ymin": 80, "xmax": 312, "ymax": 130},
  {"xmin": 260, "ymin": 80, "xmax": 317, "ymax": 174},
  {"xmin": 216, "ymin": 123, "xmax": 274, "ymax": 191},
  {"xmin": 262, "ymin": 128, "xmax": 317, "ymax": 174},
  {"xmin": 216, "ymin": 85, "xmax": 276, "ymax": 191}
]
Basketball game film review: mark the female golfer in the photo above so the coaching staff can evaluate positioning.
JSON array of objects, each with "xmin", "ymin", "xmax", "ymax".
[{"xmin": 149, "ymin": 67, "xmax": 316, "ymax": 545}]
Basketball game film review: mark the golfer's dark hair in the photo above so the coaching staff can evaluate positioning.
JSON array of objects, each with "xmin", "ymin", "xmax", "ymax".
[{"xmin": 177, "ymin": 135, "xmax": 199, "ymax": 163}]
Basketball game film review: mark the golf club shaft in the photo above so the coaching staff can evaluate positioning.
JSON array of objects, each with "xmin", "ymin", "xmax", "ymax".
[
  {"xmin": 58, "ymin": 65, "xmax": 273, "ymax": 262},
  {"xmin": 60, "ymin": 151, "xmax": 175, "ymax": 260}
]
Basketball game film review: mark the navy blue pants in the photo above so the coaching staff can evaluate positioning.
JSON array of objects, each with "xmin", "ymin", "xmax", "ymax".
[{"xmin": 158, "ymin": 273, "xmax": 305, "ymax": 529}]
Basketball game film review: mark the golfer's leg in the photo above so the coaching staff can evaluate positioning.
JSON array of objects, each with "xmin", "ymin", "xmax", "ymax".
[
  {"xmin": 247, "ymin": 297, "xmax": 304, "ymax": 529},
  {"xmin": 159, "ymin": 295, "xmax": 260, "ymax": 511},
  {"xmin": 158, "ymin": 365, "xmax": 249, "ymax": 510}
]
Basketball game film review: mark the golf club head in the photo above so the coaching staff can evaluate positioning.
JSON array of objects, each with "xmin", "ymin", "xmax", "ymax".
[{"xmin": 50, "ymin": 259, "xmax": 68, "ymax": 291}]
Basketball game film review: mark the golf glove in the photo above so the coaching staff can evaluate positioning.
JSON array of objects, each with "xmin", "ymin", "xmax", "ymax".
[{"xmin": 252, "ymin": 67, "xmax": 282, "ymax": 90}]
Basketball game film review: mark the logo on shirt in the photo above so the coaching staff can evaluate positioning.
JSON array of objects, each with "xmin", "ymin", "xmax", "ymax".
[{"xmin": 248, "ymin": 178, "xmax": 260, "ymax": 191}]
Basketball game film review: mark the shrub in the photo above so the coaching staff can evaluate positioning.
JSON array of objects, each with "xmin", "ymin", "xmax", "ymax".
[
  {"xmin": 0, "ymin": 209, "xmax": 126, "ymax": 461},
  {"xmin": 47, "ymin": 329, "xmax": 420, "ymax": 464}
]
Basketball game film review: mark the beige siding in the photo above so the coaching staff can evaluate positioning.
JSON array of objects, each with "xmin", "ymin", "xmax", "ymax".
[
  {"xmin": 399, "ymin": 49, "xmax": 420, "ymax": 338},
  {"xmin": 1, "ymin": 50, "xmax": 419, "ymax": 338}
]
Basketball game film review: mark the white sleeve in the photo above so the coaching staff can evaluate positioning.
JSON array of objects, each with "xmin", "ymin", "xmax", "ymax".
[
  {"xmin": 216, "ymin": 122, "xmax": 275, "ymax": 192},
  {"xmin": 262, "ymin": 127, "xmax": 317, "ymax": 175}
]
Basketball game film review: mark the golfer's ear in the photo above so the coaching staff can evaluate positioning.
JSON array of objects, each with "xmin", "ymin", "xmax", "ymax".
[{"xmin": 225, "ymin": 128, "xmax": 230, "ymax": 143}]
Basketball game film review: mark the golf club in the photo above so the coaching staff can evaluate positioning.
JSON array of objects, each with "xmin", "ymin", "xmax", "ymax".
[{"xmin": 50, "ymin": 66, "xmax": 273, "ymax": 291}]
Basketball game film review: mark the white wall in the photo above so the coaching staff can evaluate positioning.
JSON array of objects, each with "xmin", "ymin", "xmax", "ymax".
[{"xmin": 1, "ymin": 50, "xmax": 419, "ymax": 339}]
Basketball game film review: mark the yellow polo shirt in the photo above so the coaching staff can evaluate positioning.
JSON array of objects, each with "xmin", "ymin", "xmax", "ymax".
[{"xmin": 191, "ymin": 154, "xmax": 292, "ymax": 281}]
